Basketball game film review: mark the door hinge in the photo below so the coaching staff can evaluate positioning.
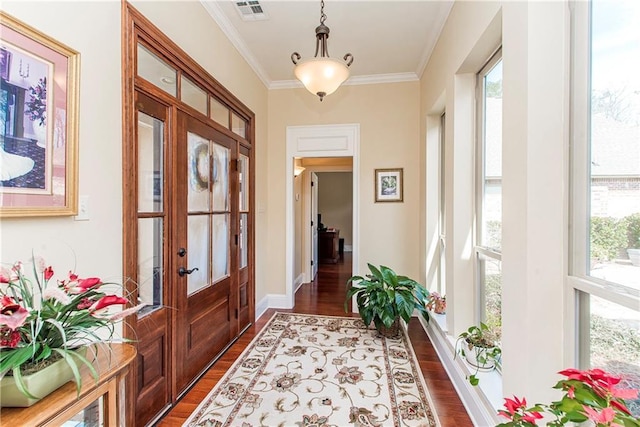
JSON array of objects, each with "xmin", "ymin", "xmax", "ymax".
[
  {"xmin": 311, "ymin": 260, "xmax": 314, "ymax": 266},
  {"xmin": 311, "ymin": 220, "xmax": 314, "ymax": 226},
  {"xmin": 311, "ymin": 181, "xmax": 314, "ymax": 187},
  {"xmin": 235, "ymin": 308, "xmax": 238, "ymax": 319},
  {"xmin": 235, "ymin": 234, "xmax": 239, "ymax": 245}
]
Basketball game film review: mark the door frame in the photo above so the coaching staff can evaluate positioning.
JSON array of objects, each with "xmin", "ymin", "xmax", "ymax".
[{"xmin": 285, "ymin": 124, "xmax": 360, "ymax": 308}]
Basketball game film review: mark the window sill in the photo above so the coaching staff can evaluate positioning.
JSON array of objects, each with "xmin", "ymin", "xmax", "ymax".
[{"xmin": 421, "ymin": 312, "xmax": 503, "ymax": 424}]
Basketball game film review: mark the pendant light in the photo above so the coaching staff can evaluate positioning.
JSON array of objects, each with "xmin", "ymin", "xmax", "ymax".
[{"xmin": 291, "ymin": 0, "xmax": 353, "ymax": 101}]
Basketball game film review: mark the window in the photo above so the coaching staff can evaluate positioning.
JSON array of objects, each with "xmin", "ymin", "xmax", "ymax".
[
  {"xmin": 571, "ymin": 0, "xmax": 639, "ymax": 417},
  {"xmin": 476, "ymin": 50, "xmax": 503, "ymax": 339},
  {"xmin": 437, "ymin": 112, "xmax": 446, "ymax": 296}
]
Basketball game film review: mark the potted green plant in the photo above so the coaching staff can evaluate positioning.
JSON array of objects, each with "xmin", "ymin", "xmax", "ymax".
[
  {"xmin": 456, "ymin": 322, "xmax": 501, "ymax": 386},
  {"xmin": 345, "ymin": 264, "xmax": 430, "ymax": 338}
]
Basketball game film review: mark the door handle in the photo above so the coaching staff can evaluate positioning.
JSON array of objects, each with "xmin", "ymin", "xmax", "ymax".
[{"xmin": 178, "ymin": 267, "xmax": 199, "ymax": 277}]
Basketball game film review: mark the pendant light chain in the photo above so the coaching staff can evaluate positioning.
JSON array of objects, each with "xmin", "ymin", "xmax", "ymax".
[{"xmin": 320, "ymin": 0, "xmax": 327, "ymax": 25}]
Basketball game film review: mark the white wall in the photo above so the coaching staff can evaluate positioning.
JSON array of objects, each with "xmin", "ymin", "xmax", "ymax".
[
  {"xmin": 268, "ymin": 82, "xmax": 422, "ymax": 291},
  {"xmin": 420, "ymin": 0, "xmax": 570, "ymax": 411},
  {"xmin": 0, "ymin": 2, "xmax": 123, "ymax": 285}
]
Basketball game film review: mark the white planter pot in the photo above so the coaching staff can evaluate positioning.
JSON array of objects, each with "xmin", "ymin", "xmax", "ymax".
[
  {"xmin": 628, "ymin": 248, "xmax": 640, "ymax": 267},
  {"xmin": 462, "ymin": 342, "xmax": 497, "ymax": 371}
]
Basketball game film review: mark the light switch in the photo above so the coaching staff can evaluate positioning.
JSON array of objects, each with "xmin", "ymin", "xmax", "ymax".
[{"xmin": 74, "ymin": 195, "xmax": 89, "ymax": 221}]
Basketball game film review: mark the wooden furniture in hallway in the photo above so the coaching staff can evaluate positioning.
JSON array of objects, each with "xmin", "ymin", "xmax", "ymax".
[
  {"xmin": 158, "ymin": 254, "xmax": 472, "ymax": 427},
  {"xmin": 1, "ymin": 344, "xmax": 135, "ymax": 426},
  {"xmin": 318, "ymin": 228, "xmax": 340, "ymax": 264}
]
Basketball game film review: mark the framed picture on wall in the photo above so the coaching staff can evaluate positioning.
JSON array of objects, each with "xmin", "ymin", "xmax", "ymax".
[
  {"xmin": 0, "ymin": 11, "xmax": 79, "ymax": 217},
  {"xmin": 375, "ymin": 168, "xmax": 403, "ymax": 203}
]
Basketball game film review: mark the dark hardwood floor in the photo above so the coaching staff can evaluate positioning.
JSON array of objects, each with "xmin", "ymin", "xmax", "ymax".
[{"xmin": 158, "ymin": 253, "xmax": 473, "ymax": 426}]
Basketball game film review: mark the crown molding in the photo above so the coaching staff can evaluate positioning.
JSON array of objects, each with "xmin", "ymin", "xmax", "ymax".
[
  {"xmin": 416, "ymin": 1, "xmax": 454, "ymax": 78},
  {"xmin": 270, "ymin": 72, "xmax": 419, "ymax": 90},
  {"xmin": 200, "ymin": 0, "xmax": 271, "ymax": 88}
]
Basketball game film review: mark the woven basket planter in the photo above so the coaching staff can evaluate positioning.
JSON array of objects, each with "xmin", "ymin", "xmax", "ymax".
[{"xmin": 376, "ymin": 318, "xmax": 401, "ymax": 338}]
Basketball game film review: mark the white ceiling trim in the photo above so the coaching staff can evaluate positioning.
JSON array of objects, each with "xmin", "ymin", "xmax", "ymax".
[
  {"xmin": 416, "ymin": 1, "xmax": 454, "ymax": 78},
  {"xmin": 270, "ymin": 72, "xmax": 419, "ymax": 90},
  {"xmin": 200, "ymin": 0, "xmax": 271, "ymax": 88}
]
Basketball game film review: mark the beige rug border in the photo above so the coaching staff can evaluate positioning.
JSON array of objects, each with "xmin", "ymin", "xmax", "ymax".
[{"xmin": 183, "ymin": 312, "xmax": 442, "ymax": 427}]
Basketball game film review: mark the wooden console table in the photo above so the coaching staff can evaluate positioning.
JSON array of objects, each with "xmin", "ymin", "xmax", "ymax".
[
  {"xmin": 1, "ymin": 343, "xmax": 136, "ymax": 426},
  {"xmin": 319, "ymin": 228, "xmax": 340, "ymax": 264}
]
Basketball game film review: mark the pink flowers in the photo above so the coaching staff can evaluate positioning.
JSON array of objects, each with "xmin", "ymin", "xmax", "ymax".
[
  {"xmin": 0, "ymin": 295, "xmax": 29, "ymax": 331},
  {"xmin": 63, "ymin": 273, "xmax": 103, "ymax": 294},
  {"xmin": 498, "ymin": 396, "xmax": 543, "ymax": 425},
  {"xmin": 497, "ymin": 368, "xmax": 639, "ymax": 427},
  {"xmin": 0, "ymin": 262, "xmax": 136, "ymax": 346},
  {"xmin": 0, "ymin": 257, "xmax": 144, "ymax": 396}
]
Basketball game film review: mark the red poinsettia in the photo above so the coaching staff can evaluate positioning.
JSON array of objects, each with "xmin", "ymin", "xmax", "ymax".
[{"xmin": 497, "ymin": 368, "xmax": 639, "ymax": 427}]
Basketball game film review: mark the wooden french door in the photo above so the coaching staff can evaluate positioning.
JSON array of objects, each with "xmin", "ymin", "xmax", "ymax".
[
  {"xmin": 174, "ymin": 112, "xmax": 237, "ymax": 392},
  {"xmin": 124, "ymin": 6, "xmax": 255, "ymax": 425}
]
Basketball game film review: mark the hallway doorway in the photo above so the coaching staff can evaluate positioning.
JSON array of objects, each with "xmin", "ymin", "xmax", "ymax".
[{"xmin": 285, "ymin": 124, "xmax": 360, "ymax": 309}]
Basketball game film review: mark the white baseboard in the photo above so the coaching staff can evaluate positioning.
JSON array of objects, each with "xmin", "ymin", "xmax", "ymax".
[
  {"xmin": 344, "ymin": 245, "xmax": 353, "ymax": 252},
  {"xmin": 294, "ymin": 273, "xmax": 305, "ymax": 292},
  {"xmin": 255, "ymin": 294, "xmax": 293, "ymax": 321},
  {"xmin": 255, "ymin": 295, "xmax": 269, "ymax": 320},
  {"xmin": 266, "ymin": 294, "xmax": 292, "ymax": 309},
  {"xmin": 418, "ymin": 316, "xmax": 500, "ymax": 427}
]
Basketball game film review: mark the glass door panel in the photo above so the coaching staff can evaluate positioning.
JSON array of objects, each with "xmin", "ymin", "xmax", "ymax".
[
  {"xmin": 212, "ymin": 213, "xmax": 230, "ymax": 281},
  {"xmin": 187, "ymin": 132, "xmax": 211, "ymax": 212},
  {"xmin": 137, "ymin": 112, "xmax": 164, "ymax": 212},
  {"xmin": 240, "ymin": 213, "xmax": 248, "ymax": 269},
  {"xmin": 137, "ymin": 217, "xmax": 163, "ymax": 312},
  {"xmin": 188, "ymin": 214, "xmax": 211, "ymax": 295},
  {"xmin": 212, "ymin": 143, "xmax": 230, "ymax": 211},
  {"xmin": 239, "ymin": 154, "xmax": 249, "ymax": 211},
  {"xmin": 137, "ymin": 110, "xmax": 165, "ymax": 316},
  {"xmin": 238, "ymin": 153, "xmax": 249, "ymax": 270}
]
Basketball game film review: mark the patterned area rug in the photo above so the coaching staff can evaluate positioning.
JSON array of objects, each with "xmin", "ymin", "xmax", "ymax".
[{"xmin": 184, "ymin": 312, "xmax": 440, "ymax": 427}]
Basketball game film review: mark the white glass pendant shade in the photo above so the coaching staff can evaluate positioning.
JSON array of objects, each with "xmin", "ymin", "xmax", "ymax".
[{"xmin": 294, "ymin": 57, "xmax": 350, "ymax": 98}]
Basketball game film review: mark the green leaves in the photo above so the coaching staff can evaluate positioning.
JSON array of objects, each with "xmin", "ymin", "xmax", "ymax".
[
  {"xmin": 345, "ymin": 263, "xmax": 430, "ymax": 331},
  {"xmin": 455, "ymin": 322, "xmax": 501, "ymax": 386}
]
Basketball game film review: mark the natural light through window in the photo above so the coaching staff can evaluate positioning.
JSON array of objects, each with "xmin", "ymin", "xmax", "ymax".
[
  {"xmin": 477, "ymin": 52, "xmax": 503, "ymax": 341},
  {"xmin": 575, "ymin": 0, "xmax": 640, "ymax": 417}
]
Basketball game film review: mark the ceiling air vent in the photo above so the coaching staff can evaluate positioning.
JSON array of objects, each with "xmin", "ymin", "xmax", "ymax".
[{"xmin": 234, "ymin": 1, "xmax": 268, "ymax": 21}]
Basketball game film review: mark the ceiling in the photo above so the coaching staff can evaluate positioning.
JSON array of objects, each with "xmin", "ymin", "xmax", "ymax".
[{"xmin": 200, "ymin": 0, "xmax": 454, "ymax": 89}]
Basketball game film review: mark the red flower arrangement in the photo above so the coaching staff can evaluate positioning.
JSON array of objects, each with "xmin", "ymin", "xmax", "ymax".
[
  {"xmin": 497, "ymin": 368, "xmax": 639, "ymax": 426},
  {"xmin": 0, "ymin": 258, "xmax": 144, "ymax": 398}
]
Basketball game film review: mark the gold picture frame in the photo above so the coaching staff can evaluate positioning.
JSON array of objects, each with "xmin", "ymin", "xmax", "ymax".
[
  {"xmin": 375, "ymin": 168, "xmax": 403, "ymax": 203},
  {"xmin": 0, "ymin": 11, "xmax": 79, "ymax": 217}
]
